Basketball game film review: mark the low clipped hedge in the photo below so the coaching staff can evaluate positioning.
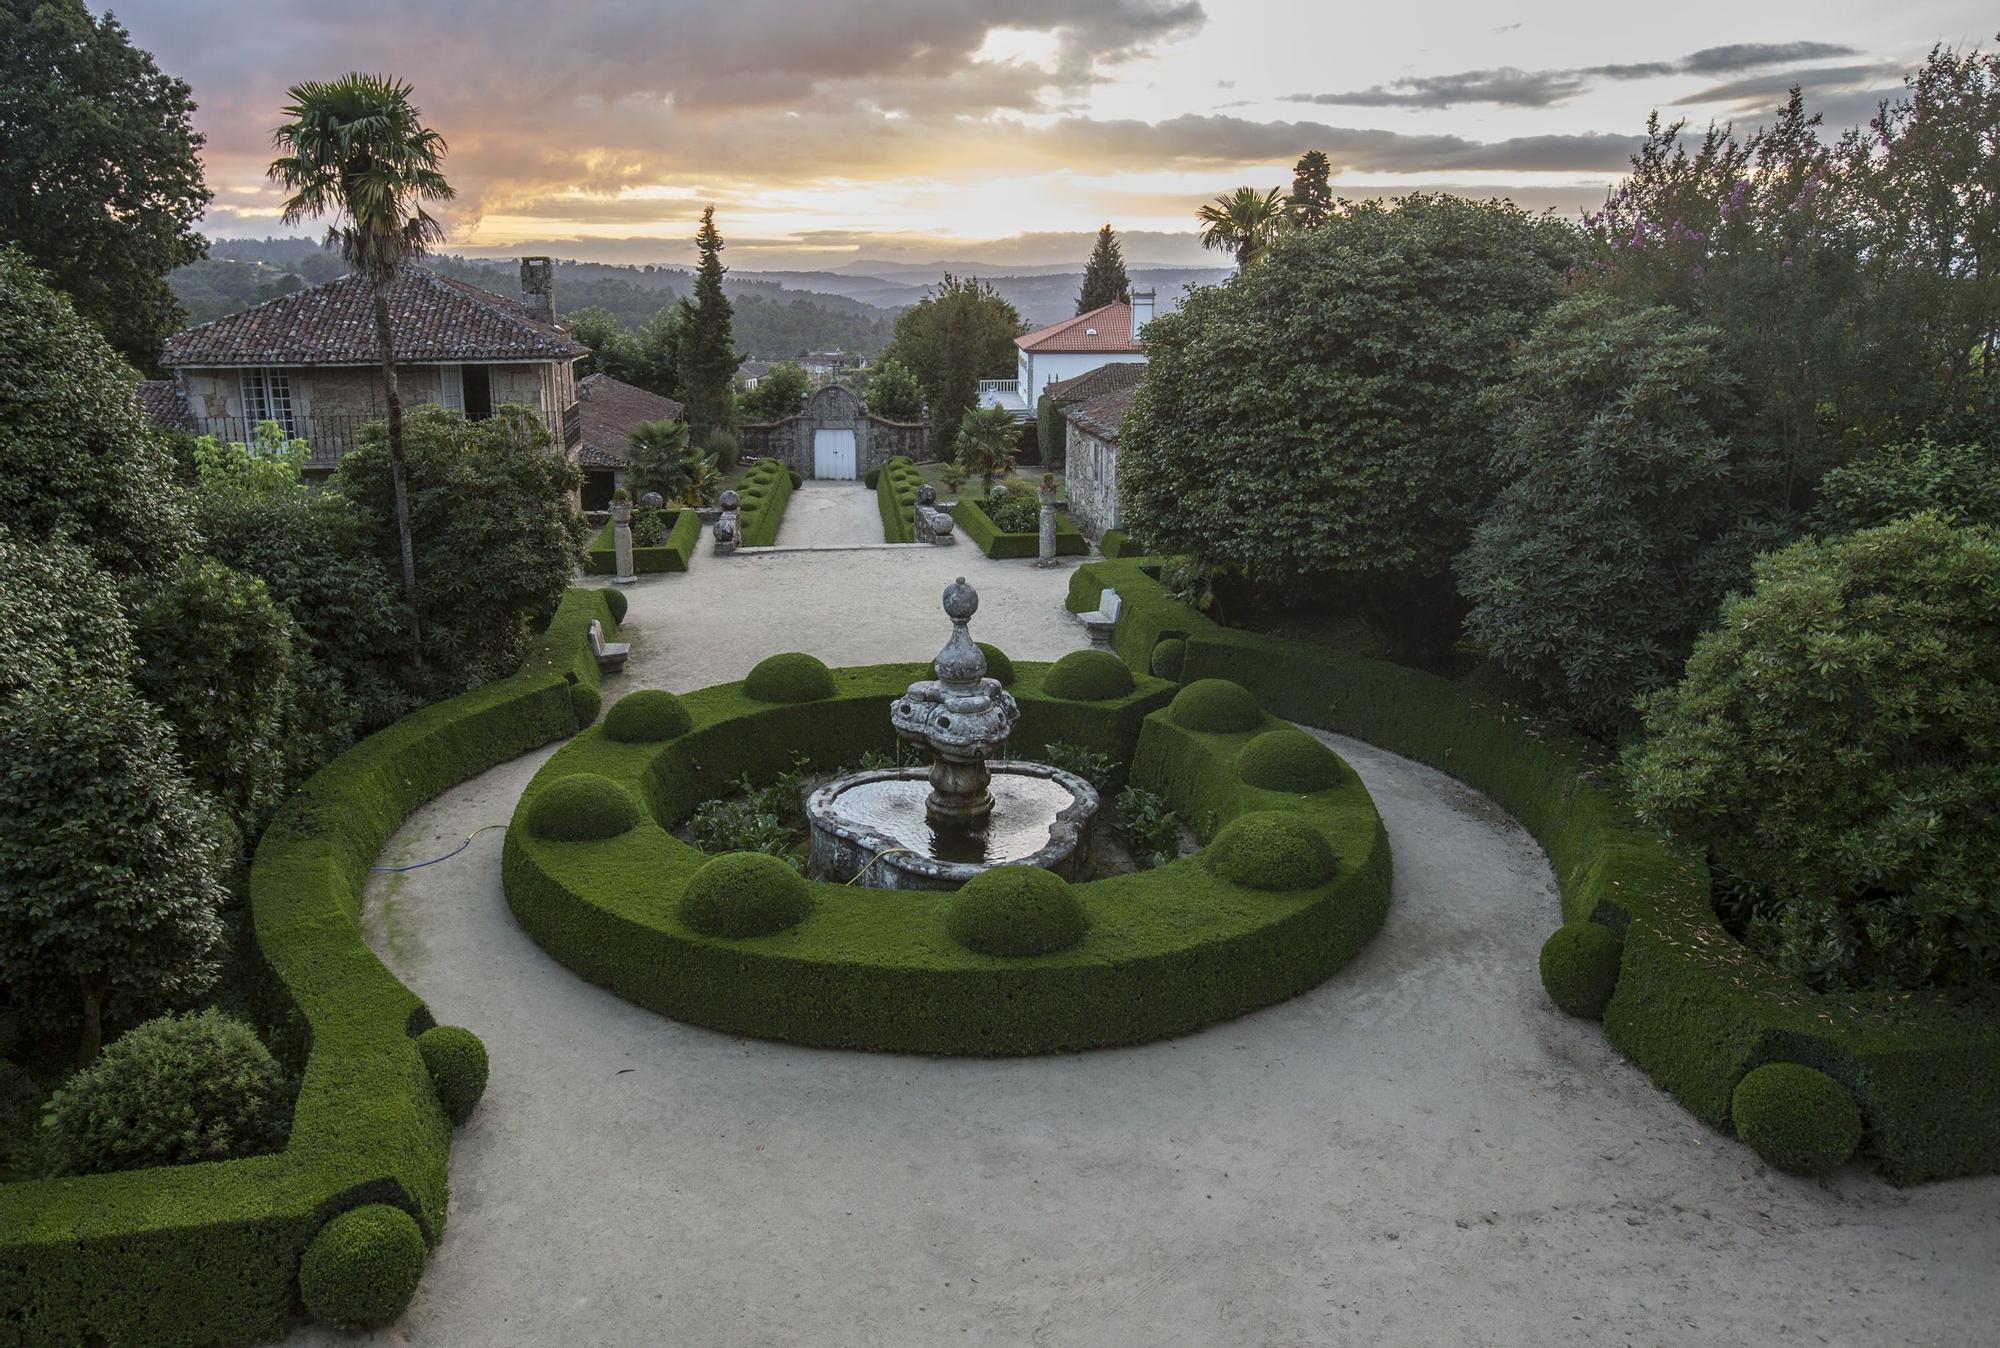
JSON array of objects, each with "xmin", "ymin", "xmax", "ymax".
[
  {"xmin": 503, "ymin": 659, "xmax": 1392, "ymax": 1054},
  {"xmin": 0, "ymin": 588, "xmax": 619, "ymax": 1345},
  {"xmin": 296, "ymin": 1203, "xmax": 427, "ymax": 1328},
  {"xmin": 1042, "ymin": 648, "xmax": 1134, "ymax": 701},
  {"xmin": 584, "ymin": 508, "xmax": 700, "ymax": 574},
  {"xmin": 744, "ymin": 652, "xmax": 836, "ymax": 703},
  {"xmin": 1540, "ymin": 922, "xmax": 1624, "ymax": 1020},
  {"xmin": 1099, "ymin": 528, "xmax": 1141, "ymax": 558},
  {"xmin": 1064, "ymin": 557, "xmax": 2000, "ymax": 1184},
  {"xmin": 736, "ymin": 458, "xmax": 794, "ymax": 547},
  {"xmin": 678, "ymin": 852, "xmax": 813, "ymax": 938},
  {"xmin": 951, "ymin": 497, "xmax": 1088, "ymax": 560},
  {"xmin": 415, "ymin": 1026, "xmax": 489, "ymax": 1126},
  {"xmin": 1731, "ymin": 1064, "xmax": 1863, "ymax": 1176},
  {"xmin": 605, "ymin": 689, "xmax": 693, "ymax": 743},
  {"xmin": 528, "ymin": 773, "xmax": 641, "ymax": 841},
  {"xmin": 876, "ymin": 455, "xmax": 924, "ymax": 543},
  {"xmin": 977, "ymin": 643, "xmax": 1015, "ymax": 686}
]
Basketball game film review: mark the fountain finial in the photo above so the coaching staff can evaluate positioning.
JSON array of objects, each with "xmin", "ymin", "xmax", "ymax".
[{"xmin": 935, "ymin": 578, "xmax": 986, "ymax": 685}]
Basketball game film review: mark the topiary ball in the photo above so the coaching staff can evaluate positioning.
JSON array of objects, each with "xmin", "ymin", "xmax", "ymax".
[
  {"xmin": 1202, "ymin": 812, "xmax": 1336, "ymax": 890},
  {"xmin": 788, "ymin": 469, "xmax": 803, "ymax": 489},
  {"xmin": 946, "ymin": 866, "xmax": 1088, "ymax": 957},
  {"xmin": 604, "ymin": 689, "xmax": 693, "ymax": 743},
  {"xmin": 1539, "ymin": 922, "xmax": 1624, "ymax": 1019},
  {"xmin": 977, "ymin": 642, "xmax": 1015, "ymax": 686},
  {"xmin": 602, "ymin": 588, "xmax": 628, "ymax": 625},
  {"xmin": 416, "ymin": 1025, "xmax": 489, "ymax": 1126},
  {"xmin": 1150, "ymin": 637, "xmax": 1187, "ymax": 681},
  {"xmin": 569, "ymin": 681, "xmax": 601, "ymax": 728},
  {"xmin": 679, "ymin": 852, "xmax": 813, "ymax": 937},
  {"xmin": 744, "ymin": 652, "xmax": 836, "ymax": 703},
  {"xmin": 1169, "ymin": 678, "xmax": 1264, "ymax": 733},
  {"xmin": 865, "ymin": 467, "xmax": 881, "ymax": 489},
  {"xmin": 299, "ymin": 1204, "xmax": 427, "ymax": 1328},
  {"xmin": 1043, "ymin": 648, "xmax": 1135, "ymax": 701},
  {"xmin": 1731, "ymin": 1063, "xmax": 1863, "ymax": 1177},
  {"xmin": 1236, "ymin": 728, "xmax": 1343, "ymax": 793},
  {"xmin": 528, "ymin": 773, "xmax": 641, "ymax": 842}
]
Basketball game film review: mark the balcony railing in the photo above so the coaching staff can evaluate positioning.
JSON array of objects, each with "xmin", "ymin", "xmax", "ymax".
[
  {"xmin": 977, "ymin": 379, "xmax": 1020, "ymax": 396},
  {"xmin": 183, "ymin": 402, "xmax": 581, "ymax": 468}
]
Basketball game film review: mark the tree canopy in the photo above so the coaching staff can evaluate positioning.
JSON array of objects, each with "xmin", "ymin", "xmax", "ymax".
[
  {"xmin": 1287, "ymin": 151, "xmax": 1333, "ymax": 229},
  {"xmin": 1077, "ymin": 225, "xmax": 1131, "ymax": 312},
  {"xmin": 865, "ymin": 357, "xmax": 924, "ymax": 421},
  {"xmin": 739, "ymin": 361, "xmax": 810, "ymax": 422},
  {"xmin": 676, "ymin": 207, "xmax": 739, "ymax": 435},
  {"xmin": 880, "ymin": 274, "xmax": 1024, "ymax": 455}
]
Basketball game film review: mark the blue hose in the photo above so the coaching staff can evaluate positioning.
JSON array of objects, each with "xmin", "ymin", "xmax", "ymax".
[{"xmin": 369, "ymin": 824, "xmax": 508, "ymax": 873}]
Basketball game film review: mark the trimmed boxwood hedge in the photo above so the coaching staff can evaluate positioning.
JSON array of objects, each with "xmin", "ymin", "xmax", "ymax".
[
  {"xmin": 1098, "ymin": 528, "xmax": 1142, "ymax": 558},
  {"xmin": 1731, "ymin": 1063, "xmax": 1863, "ymax": 1176},
  {"xmin": 736, "ymin": 458, "xmax": 794, "ymax": 547},
  {"xmin": 951, "ymin": 496, "xmax": 1088, "ymax": 560},
  {"xmin": 744, "ymin": 652, "xmax": 836, "ymax": 703},
  {"xmin": 1042, "ymin": 648, "xmax": 1134, "ymax": 701},
  {"xmin": 416, "ymin": 1025, "xmax": 490, "ymax": 1126},
  {"xmin": 876, "ymin": 455, "xmax": 924, "ymax": 543},
  {"xmin": 0, "ymin": 588, "xmax": 619, "ymax": 1345},
  {"xmin": 947, "ymin": 867, "xmax": 1089, "ymax": 957},
  {"xmin": 297, "ymin": 1203, "xmax": 427, "ymax": 1328},
  {"xmin": 585, "ymin": 508, "xmax": 700, "ymax": 574},
  {"xmin": 502, "ymin": 660, "xmax": 1392, "ymax": 1054},
  {"xmin": 1063, "ymin": 557, "xmax": 2000, "ymax": 1184}
]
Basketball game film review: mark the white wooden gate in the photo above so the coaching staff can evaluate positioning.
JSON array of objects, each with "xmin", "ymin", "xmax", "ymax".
[{"xmin": 812, "ymin": 428, "xmax": 857, "ymax": 480}]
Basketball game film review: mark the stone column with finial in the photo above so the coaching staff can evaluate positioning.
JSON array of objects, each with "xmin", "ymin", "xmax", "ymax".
[
  {"xmin": 611, "ymin": 491, "xmax": 636, "ymax": 585},
  {"xmin": 1035, "ymin": 473, "xmax": 1059, "ymax": 567}
]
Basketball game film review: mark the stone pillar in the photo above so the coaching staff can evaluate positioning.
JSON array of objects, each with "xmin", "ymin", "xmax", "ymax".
[
  {"xmin": 612, "ymin": 496, "xmax": 636, "ymax": 586},
  {"xmin": 1035, "ymin": 475, "xmax": 1059, "ymax": 568},
  {"xmin": 713, "ymin": 489, "xmax": 740, "ymax": 555}
]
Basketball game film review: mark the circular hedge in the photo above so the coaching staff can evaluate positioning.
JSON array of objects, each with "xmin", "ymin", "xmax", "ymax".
[
  {"xmin": 602, "ymin": 588, "xmax": 628, "ymax": 624},
  {"xmin": 528, "ymin": 774, "xmax": 641, "ymax": 842},
  {"xmin": 1731, "ymin": 1064, "xmax": 1863, "ymax": 1176},
  {"xmin": 1539, "ymin": 922, "xmax": 1624, "ymax": 1019},
  {"xmin": 946, "ymin": 866, "xmax": 1088, "ymax": 957},
  {"xmin": 1169, "ymin": 678, "xmax": 1263, "ymax": 733},
  {"xmin": 1236, "ymin": 728, "xmax": 1343, "ymax": 793},
  {"xmin": 744, "ymin": 652, "xmax": 836, "ymax": 703},
  {"xmin": 977, "ymin": 642, "xmax": 1015, "ymax": 686},
  {"xmin": 604, "ymin": 689, "xmax": 693, "ymax": 743},
  {"xmin": 1043, "ymin": 648, "xmax": 1134, "ymax": 701},
  {"xmin": 1203, "ymin": 811, "xmax": 1337, "ymax": 890},
  {"xmin": 679, "ymin": 852, "xmax": 813, "ymax": 937},
  {"xmin": 298, "ymin": 1204, "xmax": 427, "ymax": 1327},
  {"xmin": 416, "ymin": 1025, "xmax": 489, "ymax": 1125},
  {"xmin": 1150, "ymin": 637, "xmax": 1187, "ymax": 681}
]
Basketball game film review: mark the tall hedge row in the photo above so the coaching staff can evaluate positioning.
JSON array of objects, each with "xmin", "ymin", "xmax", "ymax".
[
  {"xmin": 876, "ymin": 455, "xmax": 923, "ymax": 543},
  {"xmin": 735, "ymin": 459, "xmax": 793, "ymax": 548}
]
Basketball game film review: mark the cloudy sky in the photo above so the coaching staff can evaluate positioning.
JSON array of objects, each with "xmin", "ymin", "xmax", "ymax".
[{"xmin": 115, "ymin": 0, "xmax": 1993, "ymax": 270}]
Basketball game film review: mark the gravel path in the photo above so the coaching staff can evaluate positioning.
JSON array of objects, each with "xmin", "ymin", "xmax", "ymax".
[
  {"xmin": 290, "ymin": 555, "xmax": 2000, "ymax": 1347},
  {"xmin": 771, "ymin": 480, "xmax": 890, "ymax": 548}
]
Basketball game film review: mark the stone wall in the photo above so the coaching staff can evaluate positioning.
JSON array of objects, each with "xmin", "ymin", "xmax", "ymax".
[
  {"xmin": 1064, "ymin": 420, "xmax": 1120, "ymax": 541},
  {"xmin": 740, "ymin": 383, "xmax": 930, "ymax": 477}
]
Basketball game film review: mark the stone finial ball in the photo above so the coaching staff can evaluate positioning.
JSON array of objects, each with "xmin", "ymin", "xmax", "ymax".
[
  {"xmin": 943, "ymin": 577, "xmax": 978, "ymax": 622},
  {"xmin": 917, "ymin": 484, "xmax": 937, "ymax": 506},
  {"xmin": 720, "ymin": 489, "xmax": 740, "ymax": 509},
  {"xmin": 639, "ymin": 491, "xmax": 664, "ymax": 510}
]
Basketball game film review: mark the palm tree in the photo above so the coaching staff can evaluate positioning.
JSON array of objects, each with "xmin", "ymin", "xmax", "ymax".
[
  {"xmin": 954, "ymin": 404, "xmax": 1020, "ymax": 491},
  {"xmin": 269, "ymin": 75, "xmax": 454, "ymax": 634},
  {"xmin": 625, "ymin": 417, "xmax": 694, "ymax": 501},
  {"xmin": 1196, "ymin": 186, "xmax": 1286, "ymax": 268}
]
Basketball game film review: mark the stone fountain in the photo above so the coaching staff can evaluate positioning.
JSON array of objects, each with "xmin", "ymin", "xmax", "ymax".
[{"xmin": 807, "ymin": 578, "xmax": 1099, "ymax": 890}]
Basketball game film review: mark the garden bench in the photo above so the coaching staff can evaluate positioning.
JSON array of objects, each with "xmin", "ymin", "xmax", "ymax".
[
  {"xmin": 1078, "ymin": 588, "xmax": 1122, "ymax": 646},
  {"xmin": 589, "ymin": 619, "xmax": 630, "ymax": 673}
]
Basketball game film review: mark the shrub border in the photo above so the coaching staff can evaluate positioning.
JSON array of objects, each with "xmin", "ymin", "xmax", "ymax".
[
  {"xmin": 584, "ymin": 509, "xmax": 700, "ymax": 575},
  {"xmin": 951, "ymin": 496, "xmax": 1088, "ymax": 560},
  {"xmin": 736, "ymin": 458, "xmax": 793, "ymax": 548},
  {"xmin": 0, "ymin": 589, "xmax": 619, "ymax": 1346},
  {"xmin": 876, "ymin": 455, "xmax": 924, "ymax": 543},
  {"xmin": 1063, "ymin": 558, "xmax": 2000, "ymax": 1183}
]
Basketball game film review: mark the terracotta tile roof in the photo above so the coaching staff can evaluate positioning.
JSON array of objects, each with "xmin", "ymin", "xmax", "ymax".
[
  {"xmin": 574, "ymin": 373, "xmax": 684, "ymax": 469},
  {"xmin": 1055, "ymin": 362, "xmax": 1145, "ymax": 444},
  {"xmin": 134, "ymin": 379, "xmax": 193, "ymax": 433},
  {"xmin": 1042, "ymin": 360, "xmax": 1145, "ymax": 408},
  {"xmin": 161, "ymin": 266, "xmax": 590, "ymax": 369},
  {"xmin": 1017, "ymin": 301, "xmax": 1142, "ymax": 354}
]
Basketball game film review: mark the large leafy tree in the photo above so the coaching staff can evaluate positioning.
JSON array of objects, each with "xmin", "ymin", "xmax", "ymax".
[
  {"xmin": 676, "ymin": 207, "xmax": 739, "ymax": 436},
  {"xmin": 0, "ymin": 1, "xmax": 210, "ymax": 367},
  {"xmin": 1196, "ymin": 186, "xmax": 1285, "ymax": 267},
  {"xmin": 881, "ymin": 274, "xmax": 1024, "ymax": 455},
  {"xmin": 1287, "ymin": 151, "xmax": 1334, "ymax": 229},
  {"xmin": 739, "ymin": 361, "xmax": 810, "ymax": 422},
  {"xmin": 1076, "ymin": 224, "xmax": 1131, "ymax": 312},
  {"xmin": 864, "ymin": 356, "xmax": 924, "ymax": 421},
  {"xmin": 269, "ymin": 74, "xmax": 455, "ymax": 634},
  {"xmin": 1121, "ymin": 194, "xmax": 1575, "ymax": 659}
]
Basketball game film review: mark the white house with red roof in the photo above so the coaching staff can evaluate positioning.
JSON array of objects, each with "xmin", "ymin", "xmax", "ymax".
[{"xmin": 979, "ymin": 287, "xmax": 1153, "ymax": 420}]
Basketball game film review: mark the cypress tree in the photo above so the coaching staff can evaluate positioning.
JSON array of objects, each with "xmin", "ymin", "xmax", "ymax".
[
  {"xmin": 1076, "ymin": 224, "xmax": 1131, "ymax": 313},
  {"xmin": 1289, "ymin": 151, "xmax": 1334, "ymax": 229},
  {"xmin": 676, "ymin": 206, "xmax": 738, "ymax": 435}
]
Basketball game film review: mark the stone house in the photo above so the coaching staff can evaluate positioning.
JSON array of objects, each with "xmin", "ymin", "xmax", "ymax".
[
  {"xmin": 573, "ymin": 373, "xmax": 685, "ymax": 510},
  {"xmin": 1045, "ymin": 362, "xmax": 1145, "ymax": 541},
  {"xmin": 145, "ymin": 257, "xmax": 589, "ymax": 478},
  {"xmin": 978, "ymin": 288, "xmax": 1153, "ymax": 424}
]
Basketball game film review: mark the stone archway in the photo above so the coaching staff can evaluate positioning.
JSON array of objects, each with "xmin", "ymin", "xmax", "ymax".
[{"xmin": 740, "ymin": 383, "xmax": 928, "ymax": 479}]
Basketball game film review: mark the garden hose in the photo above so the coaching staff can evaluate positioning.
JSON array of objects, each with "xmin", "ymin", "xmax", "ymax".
[
  {"xmin": 846, "ymin": 847, "xmax": 921, "ymax": 885},
  {"xmin": 370, "ymin": 823, "xmax": 510, "ymax": 873}
]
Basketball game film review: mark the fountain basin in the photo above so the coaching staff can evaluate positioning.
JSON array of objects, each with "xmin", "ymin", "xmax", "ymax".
[{"xmin": 808, "ymin": 761, "xmax": 1099, "ymax": 890}]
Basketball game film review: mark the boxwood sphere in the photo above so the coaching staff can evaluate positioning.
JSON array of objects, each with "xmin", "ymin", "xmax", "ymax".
[
  {"xmin": 865, "ymin": 467, "xmax": 881, "ymax": 488},
  {"xmin": 679, "ymin": 852, "xmax": 813, "ymax": 937},
  {"xmin": 788, "ymin": 469, "xmax": 803, "ymax": 488},
  {"xmin": 298, "ymin": 1204, "xmax": 427, "ymax": 1327},
  {"xmin": 1169, "ymin": 678, "xmax": 1263, "ymax": 733},
  {"xmin": 416, "ymin": 1025, "xmax": 489, "ymax": 1125},
  {"xmin": 569, "ymin": 681, "xmax": 601, "ymax": 728},
  {"xmin": 1731, "ymin": 1063, "xmax": 1863, "ymax": 1176},
  {"xmin": 744, "ymin": 652, "xmax": 836, "ymax": 703},
  {"xmin": 946, "ymin": 866, "xmax": 1088, "ymax": 957},
  {"xmin": 602, "ymin": 588, "xmax": 628, "ymax": 625},
  {"xmin": 1202, "ymin": 811, "xmax": 1336, "ymax": 890},
  {"xmin": 528, "ymin": 773, "xmax": 642, "ymax": 841},
  {"xmin": 1236, "ymin": 728, "xmax": 1343, "ymax": 793},
  {"xmin": 1043, "ymin": 648, "xmax": 1135, "ymax": 701},
  {"xmin": 1150, "ymin": 637, "xmax": 1187, "ymax": 681},
  {"xmin": 977, "ymin": 642, "xmax": 1015, "ymax": 686},
  {"xmin": 604, "ymin": 689, "xmax": 694, "ymax": 743},
  {"xmin": 1539, "ymin": 922, "xmax": 1624, "ymax": 1019}
]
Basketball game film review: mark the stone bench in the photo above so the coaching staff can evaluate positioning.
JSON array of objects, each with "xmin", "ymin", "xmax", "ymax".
[
  {"xmin": 589, "ymin": 619, "xmax": 630, "ymax": 674},
  {"xmin": 1078, "ymin": 588, "xmax": 1121, "ymax": 647}
]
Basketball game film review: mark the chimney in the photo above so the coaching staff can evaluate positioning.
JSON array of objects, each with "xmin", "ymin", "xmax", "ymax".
[
  {"xmin": 519, "ymin": 256, "xmax": 556, "ymax": 325},
  {"xmin": 1131, "ymin": 287, "xmax": 1155, "ymax": 343}
]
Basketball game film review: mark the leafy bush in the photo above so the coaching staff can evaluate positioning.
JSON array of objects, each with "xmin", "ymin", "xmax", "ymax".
[
  {"xmin": 1168, "ymin": 678, "xmax": 1262, "ymax": 733},
  {"xmin": 1811, "ymin": 439, "xmax": 2000, "ymax": 534},
  {"xmin": 297, "ymin": 1203, "xmax": 427, "ymax": 1328},
  {"xmin": 1202, "ymin": 812, "xmax": 1336, "ymax": 890},
  {"xmin": 1235, "ymin": 728, "xmax": 1343, "ymax": 793},
  {"xmin": 604, "ymin": 689, "xmax": 693, "ymax": 743},
  {"xmin": 40, "ymin": 1010, "xmax": 288, "ymax": 1175},
  {"xmin": 528, "ymin": 774, "xmax": 641, "ymax": 842},
  {"xmin": 1114, "ymin": 787, "xmax": 1181, "ymax": 869},
  {"xmin": 1730, "ymin": 1063, "xmax": 1862, "ymax": 1176},
  {"xmin": 416, "ymin": 1025, "xmax": 488, "ymax": 1126},
  {"xmin": 631, "ymin": 508, "xmax": 669, "ymax": 547},
  {"xmin": 1626, "ymin": 515, "xmax": 2000, "ymax": 992},
  {"xmin": 865, "ymin": 356, "xmax": 925, "ymax": 422},
  {"xmin": 1039, "ymin": 741, "xmax": 1115, "ymax": 793},
  {"xmin": 1043, "ymin": 649, "xmax": 1134, "ymax": 701},
  {"xmin": 688, "ymin": 759, "xmax": 811, "ymax": 862},
  {"xmin": 744, "ymin": 651, "xmax": 835, "ymax": 703},
  {"xmin": 945, "ymin": 866, "xmax": 1088, "ymax": 957},
  {"xmin": 1148, "ymin": 637, "xmax": 1186, "ymax": 681},
  {"xmin": 1539, "ymin": 922, "xmax": 1624, "ymax": 1019},
  {"xmin": 678, "ymin": 852, "xmax": 812, "ymax": 937},
  {"xmin": 976, "ymin": 642, "xmax": 1014, "ymax": 685},
  {"xmin": 988, "ymin": 490, "xmax": 1040, "ymax": 533}
]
